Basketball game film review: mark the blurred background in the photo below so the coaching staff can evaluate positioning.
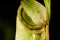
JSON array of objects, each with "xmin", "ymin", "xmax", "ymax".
[
  {"xmin": 0, "ymin": 0, "xmax": 59, "ymax": 40},
  {"xmin": 0, "ymin": 1, "xmax": 20, "ymax": 40}
]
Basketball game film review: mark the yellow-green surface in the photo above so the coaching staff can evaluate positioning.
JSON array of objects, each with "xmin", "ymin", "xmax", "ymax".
[{"xmin": 15, "ymin": 0, "xmax": 50, "ymax": 40}]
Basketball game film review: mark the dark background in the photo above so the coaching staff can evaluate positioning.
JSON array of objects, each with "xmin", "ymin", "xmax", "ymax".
[
  {"xmin": 0, "ymin": 1, "xmax": 20, "ymax": 40},
  {"xmin": 0, "ymin": 0, "xmax": 59, "ymax": 40}
]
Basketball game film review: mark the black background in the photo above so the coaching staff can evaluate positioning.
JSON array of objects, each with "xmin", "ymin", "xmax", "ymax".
[{"xmin": 0, "ymin": 0, "xmax": 59, "ymax": 40}]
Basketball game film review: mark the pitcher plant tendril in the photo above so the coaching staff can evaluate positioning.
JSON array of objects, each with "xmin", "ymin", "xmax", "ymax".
[{"xmin": 15, "ymin": 0, "xmax": 50, "ymax": 40}]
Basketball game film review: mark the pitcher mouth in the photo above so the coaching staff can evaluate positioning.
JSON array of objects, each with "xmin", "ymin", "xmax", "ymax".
[{"xmin": 20, "ymin": 8, "xmax": 47, "ymax": 30}]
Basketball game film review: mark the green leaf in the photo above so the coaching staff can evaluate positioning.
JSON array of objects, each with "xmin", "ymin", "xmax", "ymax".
[{"xmin": 44, "ymin": 0, "xmax": 51, "ymax": 20}]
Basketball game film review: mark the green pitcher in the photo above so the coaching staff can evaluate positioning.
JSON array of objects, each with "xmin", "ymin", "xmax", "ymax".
[{"xmin": 15, "ymin": 0, "xmax": 50, "ymax": 40}]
